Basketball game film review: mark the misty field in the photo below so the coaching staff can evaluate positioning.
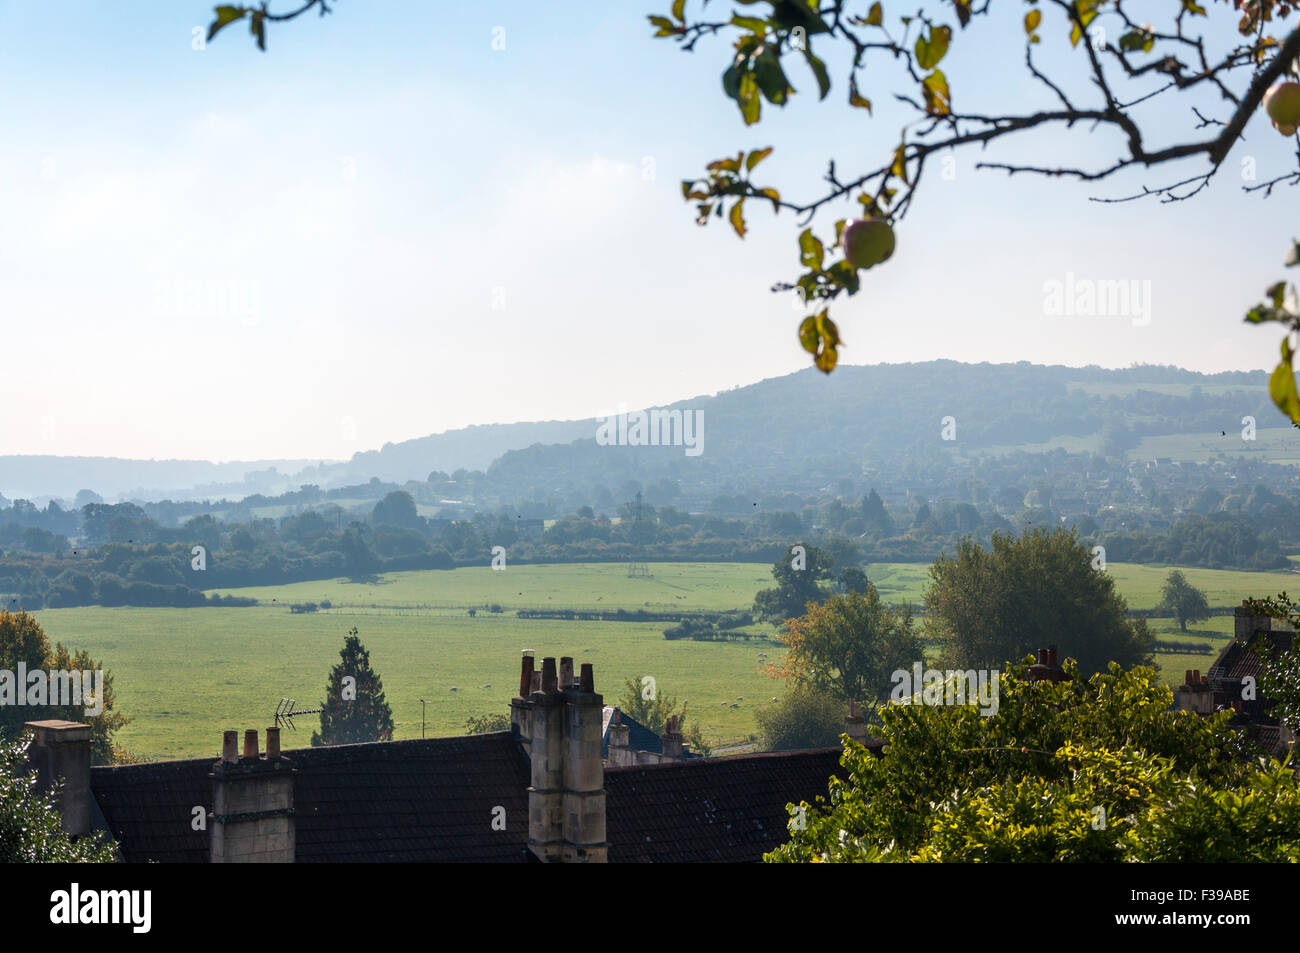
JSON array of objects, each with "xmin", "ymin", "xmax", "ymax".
[{"xmin": 30, "ymin": 560, "xmax": 1298, "ymax": 761}]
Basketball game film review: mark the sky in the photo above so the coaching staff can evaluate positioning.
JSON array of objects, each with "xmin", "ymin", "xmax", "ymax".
[{"xmin": 0, "ymin": 0, "xmax": 1295, "ymax": 462}]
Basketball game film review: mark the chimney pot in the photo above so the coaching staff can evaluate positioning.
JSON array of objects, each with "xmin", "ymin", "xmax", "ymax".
[
  {"xmin": 1048, "ymin": 647, "xmax": 1058, "ymax": 667},
  {"xmin": 222, "ymin": 730, "xmax": 238, "ymax": 762},
  {"xmin": 559, "ymin": 657, "xmax": 575, "ymax": 690},
  {"xmin": 1037, "ymin": 649, "xmax": 1048, "ymax": 666},
  {"xmin": 850, "ymin": 699, "xmax": 861, "ymax": 718},
  {"xmin": 266, "ymin": 727, "xmax": 280, "ymax": 758},
  {"xmin": 1185, "ymin": 669, "xmax": 1193, "ymax": 686},
  {"xmin": 519, "ymin": 652, "xmax": 535, "ymax": 696},
  {"xmin": 1192, "ymin": 670, "xmax": 1200, "ymax": 684},
  {"xmin": 243, "ymin": 729, "xmax": 258, "ymax": 760},
  {"xmin": 612, "ymin": 707, "xmax": 622, "ymax": 725},
  {"xmin": 580, "ymin": 663, "xmax": 594, "ymax": 693},
  {"xmin": 530, "ymin": 671, "xmax": 542, "ymax": 693},
  {"xmin": 541, "ymin": 657, "xmax": 558, "ymax": 692}
]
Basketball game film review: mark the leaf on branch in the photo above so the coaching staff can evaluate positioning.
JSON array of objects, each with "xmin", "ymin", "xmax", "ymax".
[
  {"xmin": 1286, "ymin": 239, "xmax": 1300, "ymax": 267},
  {"xmin": 849, "ymin": 75, "xmax": 873, "ymax": 113},
  {"xmin": 1119, "ymin": 29, "xmax": 1155, "ymax": 53},
  {"xmin": 250, "ymin": 10, "xmax": 266, "ymax": 51},
  {"xmin": 746, "ymin": 146, "xmax": 774, "ymax": 171},
  {"xmin": 731, "ymin": 14, "xmax": 769, "ymax": 32},
  {"xmin": 706, "ymin": 153, "xmax": 743, "ymax": 174},
  {"xmin": 805, "ymin": 51, "xmax": 831, "ymax": 99},
  {"xmin": 1271, "ymin": 339, "xmax": 1300, "ymax": 424},
  {"xmin": 756, "ymin": 186, "xmax": 781, "ymax": 212},
  {"xmin": 799, "ymin": 228, "xmax": 825, "ymax": 271},
  {"xmin": 754, "ymin": 47, "xmax": 793, "ymax": 105},
  {"xmin": 208, "ymin": 5, "xmax": 248, "ymax": 42},
  {"xmin": 1024, "ymin": 10, "xmax": 1042, "ymax": 35},
  {"xmin": 740, "ymin": 71, "xmax": 762, "ymax": 123},
  {"xmin": 730, "ymin": 199, "xmax": 747, "ymax": 237},
  {"xmin": 648, "ymin": 15, "xmax": 679, "ymax": 37},
  {"xmin": 867, "ymin": 2, "xmax": 884, "ymax": 26},
  {"xmin": 922, "ymin": 70, "xmax": 951, "ymax": 116},
  {"xmin": 916, "ymin": 25, "xmax": 952, "ymax": 70},
  {"xmin": 952, "ymin": 0, "xmax": 971, "ymax": 28},
  {"xmin": 672, "ymin": 0, "xmax": 687, "ymax": 21},
  {"xmin": 891, "ymin": 143, "xmax": 910, "ymax": 184},
  {"xmin": 798, "ymin": 310, "xmax": 841, "ymax": 373}
]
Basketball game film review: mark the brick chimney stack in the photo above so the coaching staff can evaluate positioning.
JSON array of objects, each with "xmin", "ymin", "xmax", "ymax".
[
  {"xmin": 24, "ymin": 720, "xmax": 92, "ymax": 836},
  {"xmin": 845, "ymin": 699, "xmax": 867, "ymax": 745},
  {"xmin": 525, "ymin": 655, "xmax": 608, "ymax": 862},
  {"xmin": 510, "ymin": 650, "xmax": 536, "ymax": 755},
  {"xmin": 210, "ymin": 728, "xmax": 295, "ymax": 863},
  {"xmin": 659, "ymin": 715, "xmax": 685, "ymax": 760},
  {"xmin": 1027, "ymin": 645, "xmax": 1070, "ymax": 683}
]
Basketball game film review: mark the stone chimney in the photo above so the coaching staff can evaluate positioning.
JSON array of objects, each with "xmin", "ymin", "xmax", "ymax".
[
  {"xmin": 210, "ymin": 727, "xmax": 295, "ymax": 863},
  {"xmin": 24, "ymin": 720, "xmax": 92, "ymax": 836},
  {"xmin": 562, "ymin": 662, "xmax": 606, "ymax": 862},
  {"xmin": 845, "ymin": 700, "xmax": 867, "ymax": 745},
  {"xmin": 524, "ymin": 656, "xmax": 608, "ymax": 862},
  {"xmin": 659, "ymin": 715, "xmax": 686, "ymax": 760},
  {"xmin": 607, "ymin": 708, "xmax": 633, "ymax": 767},
  {"xmin": 1175, "ymin": 669, "xmax": 1213, "ymax": 716}
]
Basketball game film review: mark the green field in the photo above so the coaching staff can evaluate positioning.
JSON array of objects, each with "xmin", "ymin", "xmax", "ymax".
[{"xmin": 30, "ymin": 560, "xmax": 1299, "ymax": 762}]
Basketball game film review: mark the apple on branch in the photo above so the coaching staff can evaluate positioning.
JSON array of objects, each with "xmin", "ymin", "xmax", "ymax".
[
  {"xmin": 1264, "ymin": 81, "xmax": 1300, "ymax": 136},
  {"xmin": 841, "ymin": 217, "xmax": 896, "ymax": 269}
]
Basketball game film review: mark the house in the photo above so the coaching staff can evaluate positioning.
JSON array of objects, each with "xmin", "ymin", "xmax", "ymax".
[
  {"xmin": 1173, "ymin": 602, "xmax": 1298, "ymax": 759},
  {"xmin": 26, "ymin": 652, "xmax": 878, "ymax": 863}
]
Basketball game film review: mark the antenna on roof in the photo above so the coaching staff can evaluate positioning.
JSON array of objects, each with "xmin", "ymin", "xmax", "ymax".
[{"xmin": 274, "ymin": 697, "xmax": 324, "ymax": 731}]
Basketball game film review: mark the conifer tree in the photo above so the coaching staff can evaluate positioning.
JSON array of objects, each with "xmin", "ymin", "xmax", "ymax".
[{"xmin": 311, "ymin": 627, "xmax": 395, "ymax": 746}]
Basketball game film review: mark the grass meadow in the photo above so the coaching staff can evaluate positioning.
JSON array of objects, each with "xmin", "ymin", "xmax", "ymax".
[{"xmin": 30, "ymin": 560, "xmax": 1299, "ymax": 760}]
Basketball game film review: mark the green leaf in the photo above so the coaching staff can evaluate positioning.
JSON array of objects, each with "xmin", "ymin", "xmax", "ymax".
[
  {"xmin": 208, "ymin": 5, "xmax": 247, "ymax": 42},
  {"xmin": 746, "ymin": 147, "xmax": 774, "ymax": 171},
  {"xmin": 891, "ymin": 143, "xmax": 909, "ymax": 183},
  {"xmin": 849, "ymin": 76, "xmax": 873, "ymax": 113},
  {"xmin": 756, "ymin": 186, "xmax": 781, "ymax": 212},
  {"xmin": 648, "ymin": 15, "xmax": 678, "ymax": 36},
  {"xmin": 739, "ymin": 71, "xmax": 761, "ymax": 124},
  {"xmin": 731, "ymin": 14, "xmax": 769, "ymax": 32},
  {"xmin": 866, "ymin": 2, "xmax": 884, "ymax": 26},
  {"xmin": 916, "ymin": 25, "xmax": 952, "ymax": 70},
  {"xmin": 672, "ymin": 0, "xmax": 687, "ymax": 21},
  {"xmin": 1119, "ymin": 30, "xmax": 1155, "ymax": 52},
  {"xmin": 1271, "ymin": 343, "xmax": 1300, "ymax": 423},
  {"xmin": 1024, "ymin": 10, "xmax": 1042, "ymax": 34},
  {"xmin": 1181, "ymin": 0, "xmax": 1207, "ymax": 14},
  {"xmin": 798, "ymin": 315, "xmax": 820, "ymax": 353},
  {"xmin": 730, "ymin": 199, "xmax": 747, "ymax": 238},
  {"xmin": 799, "ymin": 228, "xmax": 825, "ymax": 271},
  {"xmin": 1270, "ymin": 281, "xmax": 1289, "ymax": 309},
  {"xmin": 706, "ymin": 154, "xmax": 742, "ymax": 173},
  {"xmin": 827, "ymin": 260, "xmax": 861, "ymax": 294},
  {"xmin": 723, "ymin": 62, "xmax": 744, "ymax": 101},
  {"xmin": 804, "ymin": 51, "xmax": 831, "ymax": 100},
  {"xmin": 754, "ymin": 48, "xmax": 792, "ymax": 105},
  {"xmin": 922, "ymin": 70, "xmax": 951, "ymax": 116},
  {"xmin": 250, "ymin": 10, "xmax": 266, "ymax": 51}
]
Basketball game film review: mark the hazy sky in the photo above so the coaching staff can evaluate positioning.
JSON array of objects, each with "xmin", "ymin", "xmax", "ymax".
[{"xmin": 0, "ymin": 1, "xmax": 1293, "ymax": 462}]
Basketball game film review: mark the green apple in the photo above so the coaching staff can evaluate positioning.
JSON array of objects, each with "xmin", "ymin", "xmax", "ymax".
[
  {"xmin": 842, "ymin": 217, "xmax": 895, "ymax": 269},
  {"xmin": 1264, "ymin": 81, "xmax": 1300, "ymax": 132}
]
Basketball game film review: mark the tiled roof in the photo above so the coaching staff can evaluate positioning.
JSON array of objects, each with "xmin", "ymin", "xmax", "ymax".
[
  {"xmin": 91, "ymin": 733, "xmax": 532, "ymax": 863},
  {"xmin": 1217, "ymin": 630, "xmax": 1294, "ymax": 682},
  {"xmin": 600, "ymin": 706, "xmax": 662, "ymax": 757},
  {"xmin": 91, "ymin": 732, "xmax": 861, "ymax": 863},
  {"xmin": 604, "ymin": 747, "xmax": 849, "ymax": 863}
]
